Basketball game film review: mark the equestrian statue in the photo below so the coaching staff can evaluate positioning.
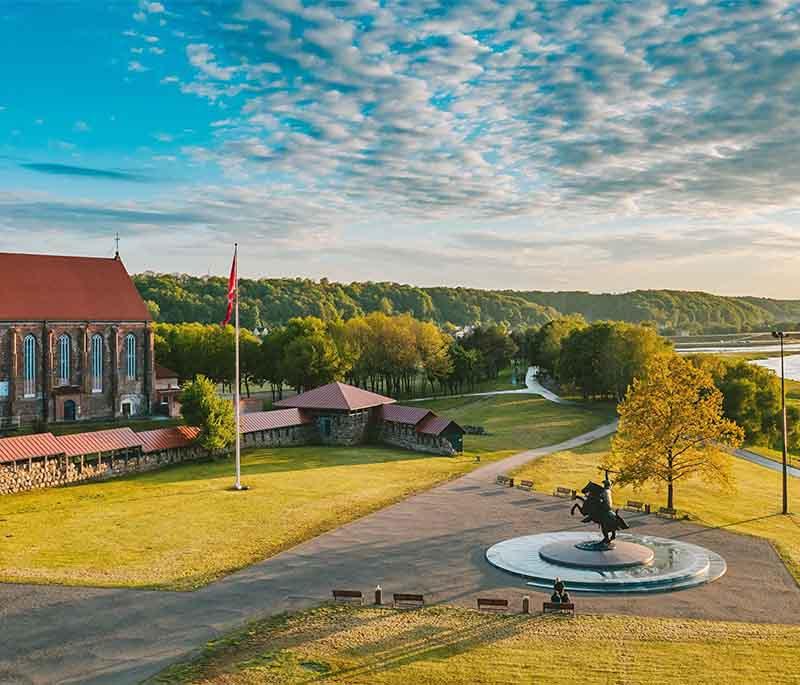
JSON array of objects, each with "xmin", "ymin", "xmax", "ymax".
[{"xmin": 570, "ymin": 471, "xmax": 629, "ymax": 547}]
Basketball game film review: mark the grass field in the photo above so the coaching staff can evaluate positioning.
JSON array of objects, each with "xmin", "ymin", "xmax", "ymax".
[
  {"xmin": 512, "ymin": 436, "xmax": 800, "ymax": 582},
  {"xmin": 0, "ymin": 395, "xmax": 611, "ymax": 590},
  {"xmin": 150, "ymin": 605, "xmax": 800, "ymax": 684}
]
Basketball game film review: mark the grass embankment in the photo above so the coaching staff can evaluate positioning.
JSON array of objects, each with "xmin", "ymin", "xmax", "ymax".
[
  {"xmin": 150, "ymin": 605, "xmax": 800, "ymax": 685},
  {"xmin": 513, "ymin": 436, "xmax": 800, "ymax": 583},
  {"xmin": 0, "ymin": 395, "xmax": 611, "ymax": 590}
]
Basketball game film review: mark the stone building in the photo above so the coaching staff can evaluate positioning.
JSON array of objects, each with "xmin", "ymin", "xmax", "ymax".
[
  {"xmin": 0, "ymin": 252, "xmax": 155, "ymax": 426},
  {"xmin": 276, "ymin": 381, "xmax": 464, "ymax": 455}
]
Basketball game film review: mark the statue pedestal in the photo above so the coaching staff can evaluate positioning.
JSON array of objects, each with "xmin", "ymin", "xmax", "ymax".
[{"xmin": 539, "ymin": 538, "xmax": 655, "ymax": 569}]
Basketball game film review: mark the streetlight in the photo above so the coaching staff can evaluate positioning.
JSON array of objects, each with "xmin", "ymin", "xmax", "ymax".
[{"xmin": 772, "ymin": 330, "xmax": 789, "ymax": 515}]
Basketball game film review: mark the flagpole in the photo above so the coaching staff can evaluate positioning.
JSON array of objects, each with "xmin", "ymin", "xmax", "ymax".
[{"xmin": 233, "ymin": 243, "xmax": 243, "ymax": 490}]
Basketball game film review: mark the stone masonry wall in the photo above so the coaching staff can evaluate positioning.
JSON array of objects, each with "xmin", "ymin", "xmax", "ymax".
[
  {"xmin": 241, "ymin": 424, "xmax": 317, "ymax": 449},
  {"xmin": 0, "ymin": 445, "xmax": 207, "ymax": 496},
  {"xmin": 376, "ymin": 421, "xmax": 457, "ymax": 456}
]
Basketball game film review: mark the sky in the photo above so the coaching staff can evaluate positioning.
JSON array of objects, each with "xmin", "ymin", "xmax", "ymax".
[{"xmin": 1, "ymin": 0, "xmax": 800, "ymax": 297}]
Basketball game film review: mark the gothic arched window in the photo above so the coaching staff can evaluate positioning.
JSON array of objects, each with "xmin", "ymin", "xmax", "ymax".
[
  {"xmin": 23, "ymin": 334, "xmax": 36, "ymax": 398},
  {"xmin": 58, "ymin": 334, "xmax": 71, "ymax": 385},
  {"xmin": 125, "ymin": 333, "xmax": 136, "ymax": 379},
  {"xmin": 91, "ymin": 334, "xmax": 104, "ymax": 393}
]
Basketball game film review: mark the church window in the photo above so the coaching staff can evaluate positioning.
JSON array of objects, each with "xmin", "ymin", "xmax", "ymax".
[
  {"xmin": 23, "ymin": 334, "xmax": 36, "ymax": 397},
  {"xmin": 58, "ymin": 334, "xmax": 71, "ymax": 385},
  {"xmin": 125, "ymin": 333, "xmax": 136, "ymax": 379},
  {"xmin": 91, "ymin": 334, "xmax": 104, "ymax": 393}
]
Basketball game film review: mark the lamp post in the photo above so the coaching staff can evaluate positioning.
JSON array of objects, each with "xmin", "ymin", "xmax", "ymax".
[{"xmin": 772, "ymin": 330, "xmax": 789, "ymax": 515}]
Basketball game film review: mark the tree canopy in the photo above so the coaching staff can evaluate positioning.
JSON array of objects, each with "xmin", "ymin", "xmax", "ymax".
[
  {"xmin": 609, "ymin": 355, "xmax": 744, "ymax": 509},
  {"xmin": 134, "ymin": 272, "xmax": 800, "ymax": 334},
  {"xmin": 179, "ymin": 375, "xmax": 236, "ymax": 453}
]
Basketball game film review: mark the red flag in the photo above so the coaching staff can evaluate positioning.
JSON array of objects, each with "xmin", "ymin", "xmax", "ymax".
[{"xmin": 221, "ymin": 248, "xmax": 237, "ymax": 326}]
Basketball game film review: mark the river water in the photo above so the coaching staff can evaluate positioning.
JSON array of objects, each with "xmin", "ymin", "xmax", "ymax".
[{"xmin": 675, "ymin": 343, "xmax": 800, "ymax": 381}]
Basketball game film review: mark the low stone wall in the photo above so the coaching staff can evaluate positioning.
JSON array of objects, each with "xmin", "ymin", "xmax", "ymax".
[
  {"xmin": 376, "ymin": 422, "xmax": 457, "ymax": 456},
  {"xmin": 0, "ymin": 445, "xmax": 207, "ymax": 495},
  {"xmin": 241, "ymin": 424, "xmax": 317, "ymax": 448}
]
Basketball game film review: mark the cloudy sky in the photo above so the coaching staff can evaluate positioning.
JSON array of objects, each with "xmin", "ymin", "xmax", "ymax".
[{"xmin": 1, "ymin": 0, "xmax": 800, "ymax": 296}]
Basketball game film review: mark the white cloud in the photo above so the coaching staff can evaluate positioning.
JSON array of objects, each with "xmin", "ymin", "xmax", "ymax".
[
  {"xmin": 73, "ymin": 120, "xmax": 90, "ymax": 132},
  {"xmin": 186, "ymin": 43, "xmax": 237, "ymax": 81},
  {"xmin": 128, "ymin": 61, "xmax": 149, "ymax": 73},
  {"xmin": 153, "ymin": 132, "xmax": 174, "ymax": 142}
]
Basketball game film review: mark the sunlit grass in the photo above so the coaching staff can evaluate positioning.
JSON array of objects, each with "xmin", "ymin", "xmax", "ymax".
[
  {"xmin": 150, "ymin": 605, "xmax": 800, "ymax": 684},
  {"xmin": 0, "ymin": 395, "xmax": 610, "ymax": 590}
]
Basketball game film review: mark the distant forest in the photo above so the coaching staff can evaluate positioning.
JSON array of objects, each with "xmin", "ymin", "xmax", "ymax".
[{"xmin": 133, "ymin": 272, "xmax": 800, "ymax": 335}]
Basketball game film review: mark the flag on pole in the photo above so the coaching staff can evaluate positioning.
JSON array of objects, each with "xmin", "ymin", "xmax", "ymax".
[{"xmin": 222, "ymin": 248, "xmax": 237, "ymax": 327}]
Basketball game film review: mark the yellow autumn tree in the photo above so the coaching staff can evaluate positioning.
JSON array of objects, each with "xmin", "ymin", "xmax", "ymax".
[{"xmin": 609, "ymin": 354, "xmax": 744, "ymax": 510}]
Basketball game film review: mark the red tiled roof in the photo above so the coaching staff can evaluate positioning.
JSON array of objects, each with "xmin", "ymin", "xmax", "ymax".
[
  {"xmin": 417, "ymin": 415, "xmax": 464, "ymax": 436},
  {"xmin": 240, "ymin": 409, "xmax": 311, "ymax": 433},
  {"xmin": 379, "ymin": 404, "xmax": 434, "ymax": 425},
  {"xmin": 155, "ymin": 364, "xmax": 179, "ymax": 379},
  {"xmin": 0, "ymin": 252, "xmax": 151, "ymax": 321},
  {"xmin": 137, "ymin": 426, "xmax": 200, "ymax": 453},
  {"xmin": 0, "ymin": 433, "xmax": 64, "ymax": 463},
  {"xmin": 56, "ymin": 427, "xmax": 142, "ymax": 457},
  {"xmin": 275, "ymin": 382, "xmax": 395, "ymax": 411}
]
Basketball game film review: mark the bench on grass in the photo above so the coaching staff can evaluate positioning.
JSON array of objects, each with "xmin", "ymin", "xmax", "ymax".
[
  {"xmin": 393, "ymin": 593, "xmax": 425, "ymax": 609},
  {"xmin": 496, "ymin": 474, "xmax": 514, "ymax": 488},
  {"xmin": 332, "ymin": 589, "xmax": 363, "ymax": 605},
  {"xmin": 658, "ymin": 506, "xmax": 678, "ymax": 519},
  {"xmin": 543, "ymin": 602, "xmax": 575, "ymax": 617},
  {"xmin": 554, "ymin": 486, "xmax": 575, "ymax": 499},
  {"xmin": 624, "ymin": 500, "xmax": 651, "ymax": 514},
  {"xmin": 477, "ymin": 597, "xmax": 509, "ymax": 612},
  {"xmin": 516, "ymin": 479, "xmax": 533, "ymax": 492}
]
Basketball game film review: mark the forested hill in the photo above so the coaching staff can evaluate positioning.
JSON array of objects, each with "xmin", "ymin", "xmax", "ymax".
[{"xmin": 133, "ymin": 272, "xmax": 800, "ymax": 334}]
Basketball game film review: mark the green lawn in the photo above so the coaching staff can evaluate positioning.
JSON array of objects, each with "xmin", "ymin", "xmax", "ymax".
[
  {"xmin": 421, "ymin": 394, "xmax": 616, "ymax": 454},
  {"xmin": 150, "ymin": 605, "xmax": 800, "ymax": 684},
  {"xmin": 0, "ymin": 395, "xmax": 611, "ymax": 590},
  {"xmin": 512, "ymin": 436, "xmax": 800, "ymax": 582}
]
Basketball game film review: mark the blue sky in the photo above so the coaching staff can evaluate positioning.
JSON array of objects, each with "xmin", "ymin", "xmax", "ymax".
[{"xmin": 2, "ymin": 0, "xmax": 800, "ymax": 296}]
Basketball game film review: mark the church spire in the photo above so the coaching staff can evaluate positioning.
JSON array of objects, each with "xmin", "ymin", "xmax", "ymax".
[{"xmin": 114, "ymin": 232, "xmax": 120, "ymax": 260}]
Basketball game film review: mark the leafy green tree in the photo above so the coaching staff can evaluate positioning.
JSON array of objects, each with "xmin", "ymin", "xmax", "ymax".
[
  {"xmin": 179, "ymin": 375, "xmax": 236, "ymax": 453},
  {"xmin": 529, "ymin": 315, "xmax": 586, "ymax": 377},
  {"xmin": 610, "ymin": 355, "xmax": 744, "ymax": 509}
]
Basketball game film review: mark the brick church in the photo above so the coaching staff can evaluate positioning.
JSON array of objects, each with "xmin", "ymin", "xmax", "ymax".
[{"xmin": 0, "ymin": 252, "xmax": 155, "ymax": 426}]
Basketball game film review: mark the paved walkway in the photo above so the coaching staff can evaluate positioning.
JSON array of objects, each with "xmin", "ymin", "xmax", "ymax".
[
  {"xmin": 733, "ymin": 447, "xmax": 800, "ymax": 478},
  {"xmin": 2, "ymin": 420, "xmax": 799, "ymax": 684},
  {"xmin": 413, "ymin": 366, "xmax": 569, "ymax": 404}
]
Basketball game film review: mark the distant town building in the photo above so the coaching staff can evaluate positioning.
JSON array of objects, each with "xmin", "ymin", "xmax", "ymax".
[
  {"xmin": 155, "ymin": 365, "xmax": 182, "ymax": 418},
  {"xmin": 0, "ymin": 252, "xmax": 155, "ymax": 426}
]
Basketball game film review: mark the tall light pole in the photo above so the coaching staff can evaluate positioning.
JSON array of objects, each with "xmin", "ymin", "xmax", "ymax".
[{"xmin": 772, "ymin": 330, "xmax": 789, "ymax": 515}]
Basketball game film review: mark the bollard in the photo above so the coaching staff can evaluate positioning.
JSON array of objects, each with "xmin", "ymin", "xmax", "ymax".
[
  {"xmin": 375, "ymin": 584, "xmax": 382, "ymax": 606},
  {"xmin": 522, "ymin": 596, "xmax": 530, "ymax": 614}
]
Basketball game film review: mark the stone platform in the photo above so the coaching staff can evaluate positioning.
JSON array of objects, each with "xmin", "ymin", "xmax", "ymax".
[{"xmin": 486, "ymin": 532, "xmax": 726, "ymax": 594}]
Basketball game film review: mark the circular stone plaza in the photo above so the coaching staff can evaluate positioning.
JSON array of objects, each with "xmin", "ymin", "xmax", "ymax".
[{"xmin": 487, "ymin": 531, "xmax": 727, "ymax": 594}]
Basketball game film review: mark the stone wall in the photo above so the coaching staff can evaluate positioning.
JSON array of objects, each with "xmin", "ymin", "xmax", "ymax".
[
  {"xmin": 241, "ymin": 424, "xmax": 317, "ymax": 448},
  {"xmin": 375, "ymin": 421, "xmax": 457, "ymax": 456},
  {"xmin": 0, "ymin": 445, "xmax": 206, "ymax": 496}
]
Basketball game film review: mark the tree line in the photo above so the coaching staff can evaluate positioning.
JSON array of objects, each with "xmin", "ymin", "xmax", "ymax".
[
  {"xmin": 154, "ymin": 314, "xmax": 519, "ymax": 400},
  {"xmin": 134, "ymin": 272, "xmax": 800, "ymax": 334}
]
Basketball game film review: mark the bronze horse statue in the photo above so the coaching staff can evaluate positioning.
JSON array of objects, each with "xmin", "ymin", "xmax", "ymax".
[{"xmin": 570, "ymin": 478, "xmax": 629, "ymax": 545}]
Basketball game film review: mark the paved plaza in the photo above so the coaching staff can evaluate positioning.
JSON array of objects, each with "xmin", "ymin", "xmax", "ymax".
[{"xmin": 1, "ymin": 421, "xmax": 798, "ymax": 684}]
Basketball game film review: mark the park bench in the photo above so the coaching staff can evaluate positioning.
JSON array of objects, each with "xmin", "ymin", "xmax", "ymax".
[
  {"xmin": 332, "ymin": 589, "xmax": 363, "ymax": 605},
  {"xmin": 477, "ymin": 597, "xmax": 509, "ymax": 612},
  {"xmin": 657, "ymin": 506, "xmax": 678, "ymax": 519},
  {"xmin": 554, "ymin": 486, "xmax": 575, "ymax": 499},
  {"xmin": 516, "ymin": 479, "xmax": 533, "ymax": 492},
  {"xmin": 393, "ymin": 592, "xmax": 425, "ymax": 609},
  {"xmin": 496, "ymin": 474, "xmax": 514, "ymax": 488},
  {"xmin": 542, "ymin": 601, "xmax": 575, "ymax": 617},
  {"xmin": 624, "ymin": 500, "xmax": 651, "ymax": 514}
]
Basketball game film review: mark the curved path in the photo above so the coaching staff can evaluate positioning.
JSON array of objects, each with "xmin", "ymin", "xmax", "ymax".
[
  {"xmin": 413, "ymin": 366, "xmax": 570, "ymax": 404},
  {"xmin": 2, "ymin": 419, "xmax": 799, "ymax": 684}
]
